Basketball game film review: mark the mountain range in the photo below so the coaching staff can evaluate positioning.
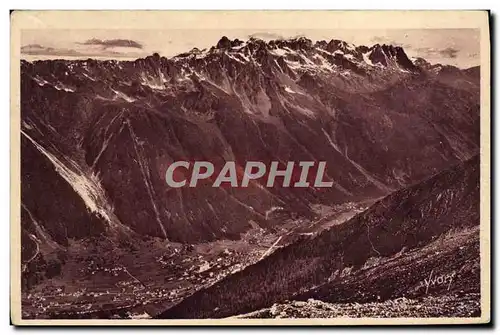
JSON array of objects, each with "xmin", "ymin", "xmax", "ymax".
[{"xmin": 19, "ymin": 36, "xmax": 480, "ymax": 318}]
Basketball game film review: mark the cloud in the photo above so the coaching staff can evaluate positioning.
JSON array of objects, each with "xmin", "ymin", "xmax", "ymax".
[
  {"xmin": 371, "ymin": 36, "xmax": 385, "ymax": 43},
  {"xmin": 21, "ymin": 44, "xmax": 81, "ymax": 57},
  {"xmin": 21, "ymin": 43, "xmax": 144, "ymax": 59},
  {"xmin": 248, "ymin": 32, "xmax": 286, "ymax": 40},
  {"xmin": 439, "ymin": 47, "xmax": 459, "ymax": 59},
  {"xmin": 414, "ymin": 46, "xmax": 459, "ymax": 59},
  {"xmin": 370, "ymin": 36, "xmax": 411, "ymax": 48},
  {"xmin": 79, "ymin": 38, "xmax": 143, "ymax": 49}
]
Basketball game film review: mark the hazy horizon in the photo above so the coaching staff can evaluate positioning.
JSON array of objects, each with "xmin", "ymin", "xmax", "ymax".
[{"xmin": 21, "ymin": 29, "xmax": 480, "ymax": 69}]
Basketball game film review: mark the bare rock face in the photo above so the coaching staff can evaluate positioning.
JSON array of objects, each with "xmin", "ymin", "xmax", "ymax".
[
  {"xmin": 216, "ymin": 36, "xmax": 232, "ymax": 49},
  {"xmin": 20, "ymin": 36, "xmax": 479, "ymax": 254},
  {"xmin": 368, "ymin": 44, "xmax": 417, "ymax": 71}
]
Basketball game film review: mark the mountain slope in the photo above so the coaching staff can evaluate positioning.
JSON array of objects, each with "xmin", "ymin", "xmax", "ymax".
[
  {"xmin": 156, "ymin": 154, "xmax": 480, "ymax": 318},
  {"xmin": 21, "ymin": 37, "xmax": 479, "ymax": 250}
]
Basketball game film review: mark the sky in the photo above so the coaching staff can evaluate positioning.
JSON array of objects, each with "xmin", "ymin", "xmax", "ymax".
[{"xmin": 21, "ymin": 28, "xmax": 480, "ymax": 68}]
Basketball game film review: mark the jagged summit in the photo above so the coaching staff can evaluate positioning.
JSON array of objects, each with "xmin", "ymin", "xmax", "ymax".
[
  {"xmin": 171, "ymin": 36, "xmax": 420, "ymax": 74},
  {"xmin": 208, "ymin": 36, "xmax": 402, "ymax": 56},
  {"xmin": 22, "ymin": 35, "xmax": 461, "ymax": 79},
  {"xmin": 21, "ymin": 34, "xmax": 479, "ymax": 112}
]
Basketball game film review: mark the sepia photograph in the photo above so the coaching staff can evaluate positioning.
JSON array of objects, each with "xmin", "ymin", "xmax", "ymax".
[{"xmin": 10, "ymin": 10, "xmax": 491, "ymax": 325}]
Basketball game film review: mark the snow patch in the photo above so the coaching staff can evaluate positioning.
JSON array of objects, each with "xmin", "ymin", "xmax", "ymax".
[
  {"xmin": 284, "ymin": 60, "xmax": 302, "ymax": 70},
  {"xmin": 112, "ymin": 89, "xmax": 135, "ymax": 102},
  {"xmin": 54, "ymin": 83, "xmax": 75, "ymax": 92},
  {"xmin": 313, "ymin": 54, "xmax": 335, "ymax": 72},
  {"xmin": 225, "ymin": 52, "xmax": 246, "ymax": 64},
  {"xmin": 270, "ymin": 48, "xmax": 288, "ymax": 57},
  {"xmin": 140, "ymin": 76, "xmax": 166, "ymax": 90},
  {"xmin": 231, "ymin": 43, "xmax": 246, "ymax": 51},
  {"xmin": 21, "ymin": 131, "xmax": 114, "ymax": 225},
  {"xmin": 82, "ymin": 73, "xmax": 96, "ymax": 81},
  {"xmin": 33, "ymin": 76, "xmax": 50, "ymax": 87}
]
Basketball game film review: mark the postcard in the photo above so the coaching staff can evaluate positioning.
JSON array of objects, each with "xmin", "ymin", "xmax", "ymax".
[{"xmin": 10, "ymin": 10, "xmax": 491, "ymax": 325}]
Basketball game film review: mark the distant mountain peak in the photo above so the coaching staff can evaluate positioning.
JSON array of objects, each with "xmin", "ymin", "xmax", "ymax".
[
  {"xmin": 189, "ymin": 36, "xmax": 423, "ymax": 75},
  {"xmin": 367, "ymin": 43, "xmax": 416, "ymax": 70}
]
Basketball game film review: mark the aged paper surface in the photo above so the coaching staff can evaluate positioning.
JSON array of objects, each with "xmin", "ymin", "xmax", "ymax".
[{"xmin": 10, "ymin": 10, "xmax": 490, "ymax": 325}]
